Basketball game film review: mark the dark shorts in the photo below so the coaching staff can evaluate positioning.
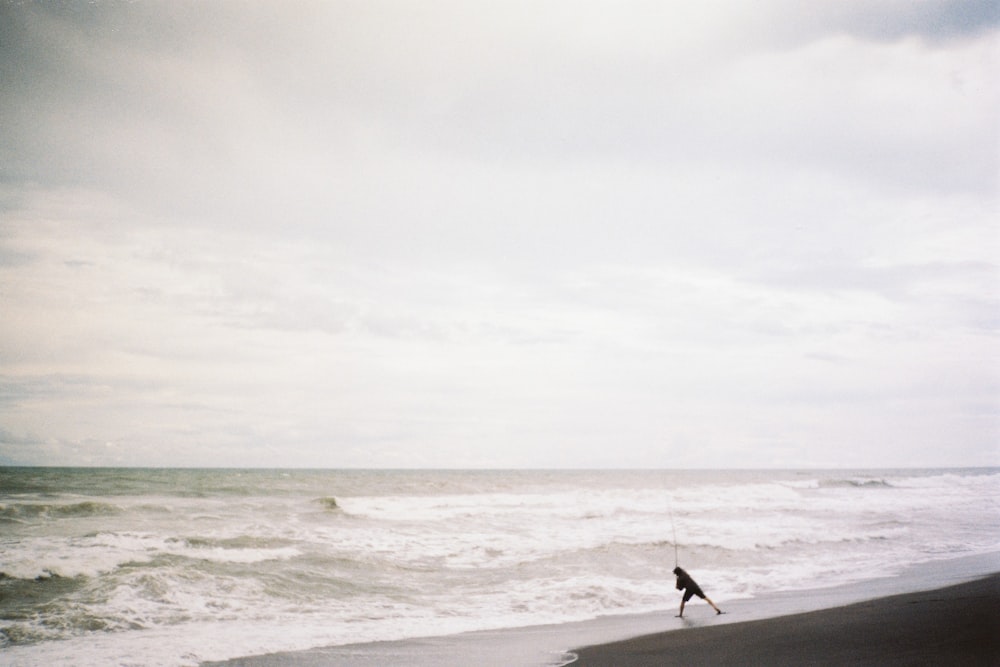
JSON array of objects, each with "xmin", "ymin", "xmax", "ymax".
[{"xmin": 683, "ymin": 584, "xmax": 705, "ymax": 602}]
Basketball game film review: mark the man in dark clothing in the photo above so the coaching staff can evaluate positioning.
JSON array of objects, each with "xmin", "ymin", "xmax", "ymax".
[{"xmin": 673, "ymin": 566, "xmax": 723, "ymax": 617}]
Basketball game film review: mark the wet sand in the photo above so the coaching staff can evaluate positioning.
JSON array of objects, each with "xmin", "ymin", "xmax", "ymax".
[{"xmin": 571, "ymin": 573, "xmax": 1000, "ymax": 666}]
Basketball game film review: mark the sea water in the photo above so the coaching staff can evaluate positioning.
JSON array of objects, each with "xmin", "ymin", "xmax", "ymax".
[{"xmin": 1, "ymin": 468, "xmax": 998, "ymax": 666}]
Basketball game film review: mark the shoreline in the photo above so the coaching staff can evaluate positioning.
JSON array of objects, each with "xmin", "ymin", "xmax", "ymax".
[
  {"xmin": 204, "ymin": 551, "xmax": 1000, "ymax": 666},
  {"xmin": 573, "ymin": 573, "xmax": 1000, "ymax": 666}
]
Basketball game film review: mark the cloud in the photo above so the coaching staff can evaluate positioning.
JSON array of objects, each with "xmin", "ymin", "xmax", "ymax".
[
  {"xmin": 760, "ymin": 0, "xmax": 999, "ymax": 44},
  {"xmin": 0, "ymin": 1, "xmax": 997, "ymax": 467},
  {"xmin": 5, "ymin": 2, "xmax": 995, "ymax": 216}
]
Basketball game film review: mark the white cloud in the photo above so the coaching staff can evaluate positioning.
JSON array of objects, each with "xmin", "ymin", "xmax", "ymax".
[{"xmin": 1, "ymin": 1, "xmax": 997, "ymax": 467}]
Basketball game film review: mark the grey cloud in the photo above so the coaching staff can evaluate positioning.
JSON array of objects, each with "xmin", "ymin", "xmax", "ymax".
[
  {"xmin": 749, "ymin": 260, "xmax": 1000, "ymax": 338},
  {"xmin": 216, "ymin": 293, "xmax": 360, "ymax": 336},
  {"xmin": 828, "ymin": 0, "xmax": 998, "ymax": 42},
  {"xmin": 757, "ymin": 0, "xmax": 999, "ymax": 45},
  {"xmin": 0, "ymin": 246, "xmax": 37, "ymax": 268},
  {"xmin": 0, "ymin": 373, "xmax": 163, "ymax": 408},
  {"xmin": 0, "ymin": 426, "xmax": 44, "ymax": 447},
  {"xmin": 755, "ymin": 260, "xmax": 997, "ymax": 298},
  {"xmin": 0, "ymin": 3, "xmax": 289, "ymax": 214},
  {"xmin": 0, "ymin": 427, "xmax": 50, "ymax": 465},
  {"xmin": 1, "ymin": 1, "xmax": 996, "ymax": 468},
  {"xmin": 5, "ymin": 0, "xmax": 995, "ymax": 224}
]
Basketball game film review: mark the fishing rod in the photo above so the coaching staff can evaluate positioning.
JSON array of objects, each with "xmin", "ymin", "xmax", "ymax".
[{"xmin": 667, "ymin": 494, "xmax": 679, "ymax": 568}]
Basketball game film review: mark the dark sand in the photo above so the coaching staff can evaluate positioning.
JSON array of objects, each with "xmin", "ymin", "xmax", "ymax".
[{"xmin": 572, "ymin": 573, "xmax": 1000, "ymax": 666}]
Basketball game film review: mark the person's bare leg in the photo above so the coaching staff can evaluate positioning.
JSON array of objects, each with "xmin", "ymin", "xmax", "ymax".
[
  {"xmin": 677, "ymin": 599, "xmax": 686, "ymax": 617},
  {"xmin": 705, "ymin": 596, "xmax": 723, "ymax": 614}
]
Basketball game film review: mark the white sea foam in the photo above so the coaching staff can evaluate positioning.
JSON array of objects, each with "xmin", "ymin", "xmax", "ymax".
[
  {"xmin": 0, "ymin": 533, "xmax": 153, "ymax": 580},
  {"xmin": 0, "ymin": 530, "xmax": 301, "ymax": 582}
]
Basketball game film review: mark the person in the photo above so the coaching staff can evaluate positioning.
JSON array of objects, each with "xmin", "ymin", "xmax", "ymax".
[{"xmin": 673, "ymin": 566, "xmax": 723, "ymax": 617}]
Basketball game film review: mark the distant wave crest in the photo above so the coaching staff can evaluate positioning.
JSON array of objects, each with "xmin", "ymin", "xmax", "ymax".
[
  {"xmin": 316, "ymin": 497, "xmax": 340, "ymax": 511},
  {"xmin": 818, "ymin": 478, "xmax": 893, "ymax": 489},
  {"xmin": 0, "ymin": 501, "xmax": 121, "ymax": 522}
]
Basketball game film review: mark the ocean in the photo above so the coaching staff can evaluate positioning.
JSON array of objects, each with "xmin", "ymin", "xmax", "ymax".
[{"xmin": 1, "ymin": 467, "xmax": 998, "ymax": 666}]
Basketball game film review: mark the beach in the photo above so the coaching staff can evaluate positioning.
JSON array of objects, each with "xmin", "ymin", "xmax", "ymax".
[
  {"xmin": 203, "ymin": 553, "xmax": 1000, "ymax": 666},
  {"xmin": 573, "ymin": 573, "xmax": 1000, "ymax": 666}
]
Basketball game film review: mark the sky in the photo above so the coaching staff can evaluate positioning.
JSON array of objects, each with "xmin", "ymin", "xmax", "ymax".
[{"xmin": 1, "ymin": 1, "xmax": 997, "ymax": 469}]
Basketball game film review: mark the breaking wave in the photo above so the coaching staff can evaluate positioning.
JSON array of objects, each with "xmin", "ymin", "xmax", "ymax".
[
  {"xmin": 818, "ymin": 478, "xmax": 894, "ymax": 489},
  {"xmin": 0, "ymin": 501, "xmax": 121, "ymax": 522}
]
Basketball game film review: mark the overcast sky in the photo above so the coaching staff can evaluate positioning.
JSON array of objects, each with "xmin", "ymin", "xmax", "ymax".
[{"xmin": 1, "ymin": 1, "xmax": 997, "ymax": 468}]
